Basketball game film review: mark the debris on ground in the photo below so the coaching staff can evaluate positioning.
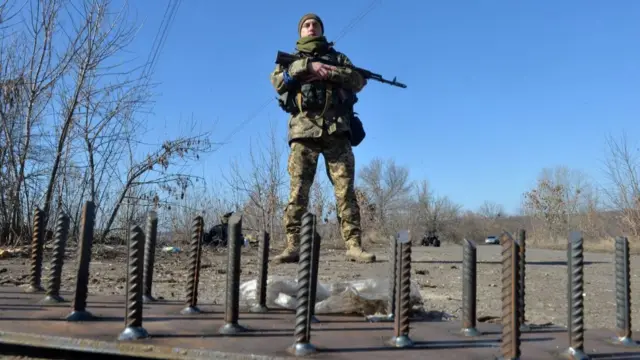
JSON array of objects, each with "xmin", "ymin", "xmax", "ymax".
[{"xmin": 240, "ymin": 276, "xmax": 425, "ymax": 317}]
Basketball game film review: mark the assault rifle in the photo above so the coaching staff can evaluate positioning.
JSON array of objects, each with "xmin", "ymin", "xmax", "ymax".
[{"xmin": 275, "ymin": 51, "xmax": 407, "ymax": 89}]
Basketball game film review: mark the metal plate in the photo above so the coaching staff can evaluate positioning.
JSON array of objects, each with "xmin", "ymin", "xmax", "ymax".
[{"xmin": 0, "ymin": 286, "xmax": 638, "ymax": 359}]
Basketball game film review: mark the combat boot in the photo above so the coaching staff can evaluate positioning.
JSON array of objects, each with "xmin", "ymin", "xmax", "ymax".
[
  {"xmin": 271, "ymin": 246, "xmax": 300, "ymax": 264},
  {"xmin": 344, "ymin": 242, "xmax": 376, "ymax": 263}
]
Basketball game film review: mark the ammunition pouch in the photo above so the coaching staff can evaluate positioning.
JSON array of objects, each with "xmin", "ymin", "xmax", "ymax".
[
  {"xmin": 297, "ymin": 82, "xmax": 336, "ymax": 113},
  {"xmin": 349, "ymin": 112, "xmax": 366, "ymax": 147},
  {"xmin": 335, "ymin": 89, "xmax": 365, "ymax": 147},
  {"xmin": 277, "ymin": 92, "xmax": 299, "ymax": 115}
]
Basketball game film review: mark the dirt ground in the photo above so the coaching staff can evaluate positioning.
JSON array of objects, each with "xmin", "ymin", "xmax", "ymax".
[{"xmin": 1, "ymin": 240, "xmax": 638, "ymax": 336}]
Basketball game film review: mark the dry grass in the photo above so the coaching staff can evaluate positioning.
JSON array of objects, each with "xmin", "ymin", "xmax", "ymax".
[{"xmin": 524, "ymin": 234, "xmax": 640, "ymax": 254}]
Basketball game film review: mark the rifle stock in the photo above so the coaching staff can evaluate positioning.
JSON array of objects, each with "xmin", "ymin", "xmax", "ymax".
[{"xmin": 274, "ymin": 50, "xmax": 407, "ymax": 89}]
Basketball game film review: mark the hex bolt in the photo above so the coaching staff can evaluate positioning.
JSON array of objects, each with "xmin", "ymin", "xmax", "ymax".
[
  {"xmin": 251, "ymin": 230, "xmax": 270, "ymax": 313},
  {"xmin": 181, "ymin": 215, "xmax": 204, "ymax": 314},
  {"xmin": 565, "ymin": 231, "xmax": 589, "ymax": 360},
  {"xmin": 219, "ymin": 212, "xmax": 247, "ymax": 335},
  {"xmin": 612, "ymin": 236, "xmax": 639, "ymax": 347},
  {"xmin": 498, "ymin": 231, "xmax": 521, "ymax": 360},
  {"xmin": 307, "ymin": 219, "xmax": 321, "ymax": 326},
  {"xmin": 118, "ymin": 225, "xmax": 149, "ymax": 341},
  {"xmin": 26, "ymin": 207, "xmax": 45, "ymax": 293},
  {"xmin": 66, "ymin": 201, "xmax": 96, "ymax": 322},
  {"xmin": 289, "ymin": 212, "xmax": 316, "ymax": 356},
  {"xmin": 391, "ymin": 229, "xmax": 414, "ymax": 348},
  {"xmin": 518, "ymin": 229, "xmax": 530, "ymax": 332},
  {"xmin": 143, "ymin": 211, "xmax": 158, "ymax": 303},
  {"xmin": 42, "ymin": 212, "xmax": 70, "ymax": 304},
  {"xmin": 461, "ymin": 238, "xmax": 480, "ymax": 336}
]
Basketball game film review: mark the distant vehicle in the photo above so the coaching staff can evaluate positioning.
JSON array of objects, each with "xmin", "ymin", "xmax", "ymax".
[
  {"xmin": 485, "ymin": 236, "xmax": 499, "ymax": 245},
  {"xmin": 421, "ymin": 231, "xmax": 441, "ymax": 247},
  {"xmin": 204, "ymin": 211, "xmax": 235, "ymax": 247}
]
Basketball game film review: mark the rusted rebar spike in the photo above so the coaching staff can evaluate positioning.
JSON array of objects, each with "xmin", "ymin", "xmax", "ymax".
[
  {"xmin": 392, "ymin": 235, "xmax": 402, "ymax": 338},
  {"xmin": 181, "ymin": 216, "xmax": 203, "ymax": 314},
  {"xmin": 67, "ymin": 201, "xmax": 96, "ymax": 322},
  {"xmin": 461, "ymin": 238, "xmax": 480, "ymax": 336},
  {"xmin": 391, "ymin": 230, "xmax": 414, "ymax": 348},
  {"xmin": 143, "ymin": 211, "xmax": 158, "ymax": 303},
  {"xmin": 42, "ymin": 212, "xmax": 70, "ymax": 304},
  {"xmin": 251, "ymin": 230, "xmax": 270, "ymax": 313},
  {"xmin": 307, "ymin": 217, "xmax": 321, "ymax": 326},
  {"xmin": 288, "ymin": 212, "xmax": 316, "ymax": 356},
  {"xmin": 399, "ymin": 239, "xmax": 414, "ymax": 343},
  {"xmin": 565, "ymin": 231, "xmax": 589, "ymax": 360},
  {"xmin": 26, "ymin": 207, "xmax": 45, "ymax": 293},
  {"xmin": 518, "ymin": 229, "xmax": 530, "ymax": 332},
  {"xmin": 611, "ymin": 237, "xmax": 639, "ymax": 347},
  {"xmin": 386, "ymin": 234, "xmax": 398, "ymax": 322},
  {"xmin": 219, "ymin": 213, "xmax": 247, "ymax": 335},
  {"xmin": 194, "ymin": 217, "xmax": 204, "ymax": 307},
  {"xmin": 118, "ymin": 225, "xmax": 149, "ymax": 341},
  {"xmin": 498, "ymin": 231, "xmax": 521, "ymax": 360}
]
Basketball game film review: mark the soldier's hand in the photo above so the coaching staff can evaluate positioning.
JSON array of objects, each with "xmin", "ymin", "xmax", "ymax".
[{"xmin": 308, "ymin": 61, "xmax": 337, "ymax": 79}]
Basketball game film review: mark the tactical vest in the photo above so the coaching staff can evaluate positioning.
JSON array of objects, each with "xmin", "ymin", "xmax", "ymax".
[{"xmin": 278, "ymin": 49, "xmax": 357, "ymax": 116}]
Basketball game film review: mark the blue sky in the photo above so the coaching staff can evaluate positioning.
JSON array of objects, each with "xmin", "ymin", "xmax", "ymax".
[{"xmin": 120, "ymin": 0, "xmax": 640, "ymax": 214}]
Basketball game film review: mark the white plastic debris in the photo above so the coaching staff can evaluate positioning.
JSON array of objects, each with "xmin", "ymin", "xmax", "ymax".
[
  {"xmin": 239, "ymin": 275, "xmax": 423, "ymax": 316},
  {"xmin": 162, "ymin": 246, "xmax": 180, "ymax": 253}
]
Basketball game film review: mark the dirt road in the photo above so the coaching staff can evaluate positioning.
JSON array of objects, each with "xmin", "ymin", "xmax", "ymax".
[{"xmin": 0, "ymin": 241, "xmax": 637, "ymax": 334}]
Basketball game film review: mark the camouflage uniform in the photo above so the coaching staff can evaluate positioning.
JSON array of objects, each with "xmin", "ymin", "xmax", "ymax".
[{"xmin": 269, "ymin": 13, "xmax": 376, "ymax": 264}]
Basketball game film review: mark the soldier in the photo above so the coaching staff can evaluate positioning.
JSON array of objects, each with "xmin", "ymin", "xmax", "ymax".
[{"xmin": 269, "ymin": 13, "xmax": 376, "ymax": 264}]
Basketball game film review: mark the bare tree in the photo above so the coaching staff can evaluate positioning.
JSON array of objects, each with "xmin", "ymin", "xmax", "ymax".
[
  {"xmin": 42, "ymin": 0, "xmax": 146, "ymax": 231},
  {"xmin": 309, "ymin": 176, "xmax": 331, "ymax": 223},
  {"xmin": 478, "ymin": 200, "xmax": 505, "ymax": 219},
  {"xmin": 476, "ymin": 200, "xmax": 505, "ymax": 235},
  {"xmin": 308, "ymin": 174, "xmax": 344, "ymax": 246},
  {"xmin": 411, "ymin": 180, "xmax": 461, "ymax": 239},
  {"xmin": 202, "ymin": 182, "xmax": 238, "ymax": 228},
  {"xmin": 99, "ymin": 134, "xmax": 212, "ymax": 242},
  {"xmin": 603, "ymin": 133, "xmax": 640, "ymax": 238},
  {"xmin": 0, "ymin": 0, "xmax": 82, "ymax": 243},
  {"xmin": 164, "ymin": 184, "xmax": 212, "ymax": 245},
  {"xmin": 224, "ymin": 121, "xmax": 287, "ymax": 242},
  {"xmin": 358, "ymin": 157, "xmax": 412, "ymax": 233},
  {"xmin": 578, "ymin": 186, "xmax": 606, "ymax": 240},
  {"xmin": 0, "ymin": 0, "xmax": 215, "ymax": 248},
  {"xmin": 522, "ymin": 165, "xmax": 591, "ymax": 239}
]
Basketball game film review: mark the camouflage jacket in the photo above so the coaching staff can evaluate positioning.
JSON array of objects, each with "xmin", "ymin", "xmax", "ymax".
[{"xmin": 270, "ymin": 49, "xmax": 366, "ymax": 144}]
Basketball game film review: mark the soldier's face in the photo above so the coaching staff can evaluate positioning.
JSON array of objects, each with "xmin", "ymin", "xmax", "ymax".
[{"xmin": 300, "ymin": 19, "xmax": 322, "ymax": 38}]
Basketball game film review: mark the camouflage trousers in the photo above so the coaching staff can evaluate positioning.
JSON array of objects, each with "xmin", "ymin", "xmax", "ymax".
[{"xmin": 284, "ymin": 132, "xmax": 362, "ymax": 250}]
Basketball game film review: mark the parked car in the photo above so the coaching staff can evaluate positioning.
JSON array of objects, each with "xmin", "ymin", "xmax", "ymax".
[{"xmin": 484, "ymin": 235, "xmax": 499, "ymax": 245}]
